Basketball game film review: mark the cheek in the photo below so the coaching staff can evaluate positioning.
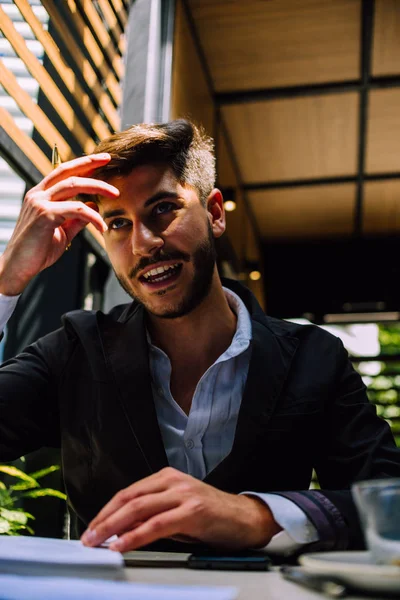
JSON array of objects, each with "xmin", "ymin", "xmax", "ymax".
[
  {"xmin": 104, "ymin": 238, "xmax": 129, "ymax": 272},
  {"xmin": 165, "ymin": 212, "xmax": 208, "ymax": 245}
]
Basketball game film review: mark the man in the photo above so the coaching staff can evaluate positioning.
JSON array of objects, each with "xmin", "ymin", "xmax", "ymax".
[{"xmin": 0, "ymin": 120, "xmax": 399, "ymax": 555}]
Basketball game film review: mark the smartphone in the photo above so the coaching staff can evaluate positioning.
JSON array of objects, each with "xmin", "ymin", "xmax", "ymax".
[{"xmin": 188, "ymin": 551, "xmax": 271, "ymax": 571}]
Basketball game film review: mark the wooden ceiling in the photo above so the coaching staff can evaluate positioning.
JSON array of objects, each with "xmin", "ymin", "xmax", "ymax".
[{"xmin": 188, "ymin": 0, "xmax": 400, "ymax": 240}]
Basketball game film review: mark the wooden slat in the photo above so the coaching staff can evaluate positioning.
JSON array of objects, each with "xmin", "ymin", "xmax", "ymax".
[
  {"xmin": 189, "ymin": 0, "xmax": 360, "ymax": 92},
  {"xmin": 14, "ymin": 0, "xmax": 112, "ymax": 141},
  {"xmin": 0, "ymin": 105, "xmax": 52, "ymax": 175},
  {"xmin": 366, "ymin": 89, "xmax": 400, "ymax": 174},
  {"xmin": 372, "ymin": 0, "xmax": 400, "ymax": 76},
  {"xmin": 0, "ymin": 59, "xmax": 71, "ymax": 159},
  {"xmin": 222, "ymin": 93, "xmax": 359, "ymax": 183},
  {"xmin": 110, "ymin": 0, "xmax": 128, "ymax": 28},
  {"xmin": 64, "ymin": 0, "xmax": 122, "ymax": 106},
  {"xmin": 78, "ymin": 0, "xmax": 123, "ymax": 80},
  {"xmin": 0, "ymin": 5, "xmax": 95, "ymax": 157},
  {"xmin": 248, "ymin": 184, "xmax": 356, "ymax": 239},
  {"xmin": 97, "ymin": 0, "xmax": 125, "ymax": 55},
  {"xmin": 41, "ymin": 0, "xmax": 120, "ymax": 132},
  {"xmin": 364, "ymin": 181, "xmax": 400, "ymax": 234}
]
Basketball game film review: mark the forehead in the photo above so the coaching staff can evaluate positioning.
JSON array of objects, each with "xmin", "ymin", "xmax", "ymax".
[{"xmin": 107, "ymin": 164, "xmax": 179, "ymax": 199}]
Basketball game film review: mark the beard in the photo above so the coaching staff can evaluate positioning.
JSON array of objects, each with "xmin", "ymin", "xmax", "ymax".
[{"xmin": 115, "ymin": 223, "xmax": 217, "ymax": 319}]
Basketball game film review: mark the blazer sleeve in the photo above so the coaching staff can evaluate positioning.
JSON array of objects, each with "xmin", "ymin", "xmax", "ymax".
[
  {"xmin": 0, "ymin": 329, "xmax": 67, "ymax": 462},
  {"xmin": 273, "ymin": 336, "xmax": 400, "ymax": 552}
]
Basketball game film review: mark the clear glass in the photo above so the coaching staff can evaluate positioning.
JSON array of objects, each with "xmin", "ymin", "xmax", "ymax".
[{"xmin": 352, "ymin": 478, "xmax": 400, "ymax": 565}]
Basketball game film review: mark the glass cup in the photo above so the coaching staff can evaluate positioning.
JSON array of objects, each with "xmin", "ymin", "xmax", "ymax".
[{"xmin": 352, "ymin": 478, "xmax": 400, "ymax": 565}]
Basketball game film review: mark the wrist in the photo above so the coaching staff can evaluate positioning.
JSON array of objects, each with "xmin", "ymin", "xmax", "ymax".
[
  {"xmin": 242, "ymin": 494, "xmax": 283, "ymax": 548},
  {"xmin": 0, "ymin": 255, "xmax": 28, "ymax": 296}
]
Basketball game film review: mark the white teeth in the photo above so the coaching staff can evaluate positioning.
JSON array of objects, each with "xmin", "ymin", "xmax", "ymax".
[{"xmin": 143, "ymin": 263, "xmax": 180, "ymax": 280}]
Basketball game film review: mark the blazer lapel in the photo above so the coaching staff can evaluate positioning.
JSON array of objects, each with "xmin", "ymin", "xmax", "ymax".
[
  {"xmin": 205, "ymin": 317, "xmax": 299, "ymax": 488},
  {"xmin": 97, "ymin": 305, "xmax": 168, "ymax": 475}
]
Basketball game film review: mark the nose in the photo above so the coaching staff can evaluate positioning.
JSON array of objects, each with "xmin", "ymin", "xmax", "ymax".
[{"xmin": 130, "ymin": 220, "xmax": 164, "ymax": 257}]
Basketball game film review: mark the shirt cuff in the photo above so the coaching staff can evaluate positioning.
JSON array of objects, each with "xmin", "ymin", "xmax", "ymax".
[
  {"xmin": 0, "ymin": 293, "xmax": 20, "ymax": 333},
  {"xmin": 241, "ymin": 492, "xmax": 319, "ymax": 555}
]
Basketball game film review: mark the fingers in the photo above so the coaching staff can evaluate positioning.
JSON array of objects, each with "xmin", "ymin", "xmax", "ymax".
[
  {"xmin": 46, "ymin": 177, "xmax": 119, "ymax": 202},
  {"xmin": 88, "ymin": 471, "xmax": 173, "ymax": 532},
  {"xmin": 41, "ymin": 199, "xmax": 108, "ymax": 233},
  {"xmin": 109, "ymin": 506, "xmax": 190, "ymax": 552},
  {"xmin": 83, "ymin": 490, "xmax": 180, "ymax": 548},
  {"xmin": 37, "ymin": 153, "xmax": 112, "ymax": 191}
]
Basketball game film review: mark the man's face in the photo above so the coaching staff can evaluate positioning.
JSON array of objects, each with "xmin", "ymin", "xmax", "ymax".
[{"xmin": 97, "ymin": 164, "xmax": 224, "ymax": 319}]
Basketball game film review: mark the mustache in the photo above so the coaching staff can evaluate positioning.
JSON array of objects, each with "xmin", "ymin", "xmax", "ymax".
[{"xmin": 130, "ymin": 250, "xmax": 190, "ymax": 279}]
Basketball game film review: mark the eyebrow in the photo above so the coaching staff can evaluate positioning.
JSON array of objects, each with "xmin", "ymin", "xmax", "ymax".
[{"xmin": 103, "ymin": 191, "xmax": 179, "ymax": 220}]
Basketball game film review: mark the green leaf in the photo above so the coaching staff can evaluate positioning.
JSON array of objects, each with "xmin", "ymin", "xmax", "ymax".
[
  {"xmin": 28, "ymin": 465, "xmax": 60, "ymax": 480},
  {"xmin": 0, "ymin": 517, "xmax": 11, "ymax": 534},
  {"xmin": 0, "ymin": 493, "xmax": 13, "ymax": 509},
  {"xmin": 21, "ymin": 488, "xmax": 67, "ymax": 501},
  {"xmin": 0, "ymin": 481, "xmax": 6, "ymax": 490},
  {"xmin": 10, "ymin": 481, "xmax": 39, "ymax": 491},
  {"xmin": 0, "ymin": 466, "xmax": 39, "ymax": 487},
  {"xmin": 0, "ymin": 508, "xmax": 28, "ymax": 525}
]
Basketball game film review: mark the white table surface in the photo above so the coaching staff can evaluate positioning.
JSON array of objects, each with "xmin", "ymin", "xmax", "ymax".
[{"xmin": 124, "ymin": 566, "xmax": 384, "ymax": 600}]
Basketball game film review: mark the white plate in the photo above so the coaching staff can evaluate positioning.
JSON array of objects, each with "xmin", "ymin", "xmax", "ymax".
[{"xmin": 299, "ymin": 551, "xmax": 400, "ymax": 595}]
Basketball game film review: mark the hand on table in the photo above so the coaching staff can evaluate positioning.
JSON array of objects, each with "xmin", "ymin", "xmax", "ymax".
[
  {"xmin": 81, "ymin": 467, "xmax": 282, "ymax": 552},
  {"xmin": 0, "ymin": 154, "xmax": 118, "ymax": 296}
]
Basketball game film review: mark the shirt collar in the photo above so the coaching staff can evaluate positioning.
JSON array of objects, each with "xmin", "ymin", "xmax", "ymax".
[
  {"xmin": 146, "ymin": 285, "xmax": 252, "ymax": 358},
  {"xmin": 221, "ymin": 286, "xmax": 252, "ymax": 358}
]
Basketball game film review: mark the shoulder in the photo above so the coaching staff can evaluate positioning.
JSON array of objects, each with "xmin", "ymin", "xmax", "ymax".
[{"xmin": 260, "ymin": 315, "xmax": 345, "ymax": 364}]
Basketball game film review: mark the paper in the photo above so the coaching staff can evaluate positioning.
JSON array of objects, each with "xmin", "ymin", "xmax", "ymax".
[
  {"xmin": 0, "ymin": 536, "xmax": 122, "ymax": 567},
  {"xmin": 0, "ymin": 575, "xmax": 238, "ymax": 600}
]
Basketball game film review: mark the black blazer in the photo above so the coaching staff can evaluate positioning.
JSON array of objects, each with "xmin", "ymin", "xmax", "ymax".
[{"xmin": 1, "ymin": 278, "xmax": 399, "ymax": 551}]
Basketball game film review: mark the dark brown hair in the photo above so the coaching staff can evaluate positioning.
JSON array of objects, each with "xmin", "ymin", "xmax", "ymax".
[{"xmin": 92, "ymin": 119, "xmax": 215, "ymax": 204}]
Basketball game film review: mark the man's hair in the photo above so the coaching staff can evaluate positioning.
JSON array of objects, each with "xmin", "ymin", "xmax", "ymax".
[{"xmin": 93, "ymin": 119, "xmax": 216, "ymax": 205}]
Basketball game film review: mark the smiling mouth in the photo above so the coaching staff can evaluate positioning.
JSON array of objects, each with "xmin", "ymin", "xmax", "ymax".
[{"xmin": 139, "ymin": 263, "xmax": 183, "ymax": 286}]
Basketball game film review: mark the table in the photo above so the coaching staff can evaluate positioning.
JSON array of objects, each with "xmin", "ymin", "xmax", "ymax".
[{"xmin": 124, "ymin": 566, "xmax": 384, "ymax": 600}]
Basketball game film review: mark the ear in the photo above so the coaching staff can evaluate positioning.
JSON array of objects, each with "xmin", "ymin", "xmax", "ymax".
[{"xmin": 206, "ymin": 189, "xmax": 225, "ymax": 238}]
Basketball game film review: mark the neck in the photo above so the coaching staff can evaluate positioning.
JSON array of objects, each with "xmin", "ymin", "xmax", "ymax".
[{"xmin": 147, "ymin": 273, "xmax": 237, "ymax": 369}]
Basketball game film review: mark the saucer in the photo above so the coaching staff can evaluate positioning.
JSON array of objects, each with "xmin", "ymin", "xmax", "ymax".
[{"xmin": 299, "ymin": 551, "xmax": 400, "ymax": 595}]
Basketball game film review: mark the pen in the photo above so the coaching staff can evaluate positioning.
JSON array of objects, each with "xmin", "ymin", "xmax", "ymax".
[
  {"xmin": 280, "ymin": 566, "xmax": 348, "ymax": 598},
  {"xmin": 52, "ymin": 144, "xmax": 62, "ymax": 169}
]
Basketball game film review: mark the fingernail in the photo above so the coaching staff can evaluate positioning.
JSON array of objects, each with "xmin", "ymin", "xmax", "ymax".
[
  {"xmin": 82, "ymin": 528, "xmax": 98, "ymax": 545},
  {"xmin": 110, "ymin": 539, "xmax": 123, "ymax": 551}
]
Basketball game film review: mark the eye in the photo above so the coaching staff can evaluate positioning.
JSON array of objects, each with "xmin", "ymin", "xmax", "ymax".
[
  {"xmin": 109, "ymin": 217, "xmax": 130, "ymax": 230},
  {"xmin": 153, "ymin": 201, "xmax": 176, "ymax": 216}
]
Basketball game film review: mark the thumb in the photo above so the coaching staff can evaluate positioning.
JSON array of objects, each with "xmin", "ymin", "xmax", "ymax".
[{"xmin": 61, "ymin": 218, "xmax": 91, "ymax": 244}]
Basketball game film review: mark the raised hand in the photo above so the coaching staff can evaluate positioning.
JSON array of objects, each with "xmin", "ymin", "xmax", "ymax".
[
  {"xmin": 81, "ymin": 467, "xmax": 281, "ymax": 552},
  {"xmin": 0, "ymin": 154, "xmax": 119, "ymax": 296}
]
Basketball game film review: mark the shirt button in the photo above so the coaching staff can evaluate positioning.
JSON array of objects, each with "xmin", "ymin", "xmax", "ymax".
[{"xmin": 185, "ymin": 439, "xmax": 194, "ymax": 450}]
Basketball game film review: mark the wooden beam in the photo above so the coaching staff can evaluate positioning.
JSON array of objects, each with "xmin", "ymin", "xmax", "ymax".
[
  {"xmin": 64, "ymin": 0, "xmax": 122, "ymax": 106},
  {"xmin": 77, "ymin": 0, "xmax": 123, "ymax": 80},
  {"xmin": 41, "ymin": 0, "xmax": 120, "ymax": 132},
  {"xmin": 0, "ymin": 5, "xmax": 95, "ymax": 156},
  {"xmin": 13, "ymin": 0, "xmax": 112, "ymax": 141},
  {"xmin": 0, "ymin": 106, "xmax": 52, "ymax": 175},
  {"xmin": 0, "ymin": 59, "xmax": 71, "ymax": 159},
  {"xmin": 97, "ymin": 0, "xmax": 125, "ymax": 55}
]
